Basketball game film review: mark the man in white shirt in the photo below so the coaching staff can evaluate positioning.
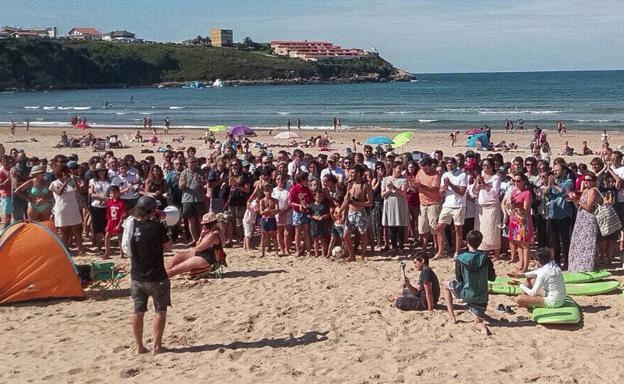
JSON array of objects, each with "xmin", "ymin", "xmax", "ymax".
[
  {"xmin": 363, "ymin": 145, "xmax": 377, "ymax": 170},
  {"xmin": 320, "ymin": 158, "xmax": 345, "ymax": 183},
  {"xmin": 434, "ymin": 157, "xmax": 467, "ymax": 259}
]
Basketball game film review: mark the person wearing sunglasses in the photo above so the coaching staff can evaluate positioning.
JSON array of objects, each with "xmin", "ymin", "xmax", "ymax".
[
  {"xmin": 567, "ymin": 173, "xmax": 601, "ymax": 272},
  {"xmin": 508, "ymin": 172, "xmax": 533, "ymax": 273}
]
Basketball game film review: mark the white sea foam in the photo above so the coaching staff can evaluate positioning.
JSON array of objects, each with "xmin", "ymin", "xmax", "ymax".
[
  {"xmin": 277, "ymin": 112, "xmax": 290, "ymax": 115},
  {"xmin": 72, "ymin": 106, "xmax": 91, "ymax": 110},
  {"xmin": 24, "ymin": 106, "xmax": 40, "ymax": 109},
  {"xmin": 169, "ymin": 106, "xmax": 184, "ymax": 110},
  {"xmin": 418, "ymin": 119, "xmax": 438, "ymax": 123},
  {"xmin": 43, "ymin": 106, "xmax": 56, "ymax": 110}
]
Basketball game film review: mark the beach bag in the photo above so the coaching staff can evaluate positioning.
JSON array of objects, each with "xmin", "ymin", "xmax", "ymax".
[
  {"xmin": 121, "ymin": 216, "xmax": 136, "ymax": 257},
  {"xmin": 594, "ymin": 192, "xmax": 621, "ymax": 236}
]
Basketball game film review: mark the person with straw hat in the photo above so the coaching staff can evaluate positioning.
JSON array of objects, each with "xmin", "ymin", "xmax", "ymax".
[
  {"xmin": 165, "ymin": 212, "xmax": 226, "ymax": 278},
  {"xmin": 14, "ymin": 165, "xmax": 53, "ymax": 222}
]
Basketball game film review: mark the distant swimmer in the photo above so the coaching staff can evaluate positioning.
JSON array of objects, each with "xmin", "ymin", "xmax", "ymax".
[
  {"xmin": 105, "ymin": 101, "xmax": 109, "ymax": 109},
  {"xmin": 287, "ymin": 119, "xmax": 291, "ymax": 131},
  {"xmin": 130, "ymin": 96, "xmax": 134, "ymax": 103}
]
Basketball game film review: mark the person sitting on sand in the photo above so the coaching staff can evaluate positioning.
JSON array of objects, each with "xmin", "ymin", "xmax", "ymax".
[
  {"xmin": 400, "ymin": 252, "xmax": 440, "ymax": 311},
  {"xmin": 581, "ymin": 141, "xmax": 593, "ymax": 155},
  {"xmin": 56, "ymin": 131, "xmax": 70, "ymax": 148},
  {"xmin": 165, "ymin": 213, "xmax": 226, "ymax": 277},
  {"xmin": 562, "ymin": 141, "xmax": 574, "ymax": 156},
  {"xmin": 443, "ymin": 230, "xmax": 496, "ymax": 335},
  {"xmin": 506, "ymin": 249, "xmax": 566, "ymax": 309},
  {"xmin": 133, "ymin": 130, "xmax": 143, "ymax": 143},
  {"xmin": 129, "ymin": 196, "xmax": 172, "ymax": 355}
]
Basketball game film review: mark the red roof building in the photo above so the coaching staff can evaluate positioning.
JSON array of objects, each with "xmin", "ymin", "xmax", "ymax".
[
  {"xmin": 270, "ymin": 40, "xmax": 366, "ymax": 61},
  {"xmin": 66, "ymin": 27, "xmax": 102, "ymax": 40}
]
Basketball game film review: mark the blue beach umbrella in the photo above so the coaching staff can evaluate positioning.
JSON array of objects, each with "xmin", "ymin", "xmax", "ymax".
[{"xmin": 366, "ymin": 136, "xmax": 394, "ymax": 145}]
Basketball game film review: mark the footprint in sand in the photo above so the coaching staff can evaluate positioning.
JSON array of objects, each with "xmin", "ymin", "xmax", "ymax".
[{"xmin": 120, "ymin": 368, "xmax": 141, "ymax": 378}]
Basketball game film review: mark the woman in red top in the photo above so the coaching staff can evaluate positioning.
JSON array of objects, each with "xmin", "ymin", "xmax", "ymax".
[{"xmin": 289, "ymin": 172, "xmax": 313, "ymax": 256}]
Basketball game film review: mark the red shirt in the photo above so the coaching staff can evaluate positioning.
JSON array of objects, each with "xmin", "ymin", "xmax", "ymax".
[
  {"xmin": 106, "ymin": 199, "xmax": 127, "ymax": 234},
  {"xmin": 288, "ymin": 183, "xmax": 313, "ymax": 213}
]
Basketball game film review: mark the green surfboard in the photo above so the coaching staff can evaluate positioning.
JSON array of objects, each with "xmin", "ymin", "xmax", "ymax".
[
  {"xmin": 561, "ymin": 270, "xmax": 611, "ymax": 284},
  {"xmin": 489, "ymin": 279, "xmax": 620, "ymax": 296},
  {"xmin": 564, "ymin": 280, "xmax": 620, "ymax": 296},
  {"xmin": 532, "ymin": 297, "xmax": 580, "ymax": 324}
]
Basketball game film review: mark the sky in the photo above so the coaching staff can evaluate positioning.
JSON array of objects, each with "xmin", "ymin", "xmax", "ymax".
[{"xmin": 2, "ymin": 0, "xmax": 623, "ymax": 73}]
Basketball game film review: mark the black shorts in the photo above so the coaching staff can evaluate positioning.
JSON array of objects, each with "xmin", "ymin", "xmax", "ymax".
[
  {"xmin": 260, "ymin": 217, "xmax": 277, "ymax": 232},
  {"xmin": 131, "ymin": 279, "xmax": 171, "ymax": 313},
  {"xmin": 90, "ymin": 206, "xmax": 107, "ymax": 234},
  {"xmin": 182, "ymin": 201, "xmax": 206, "ymax": 219}
]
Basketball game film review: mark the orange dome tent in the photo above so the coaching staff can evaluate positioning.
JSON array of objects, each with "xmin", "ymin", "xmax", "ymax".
[{"xmin": 0, "ymin": 221, "xmax": 84, "ymax": 304}]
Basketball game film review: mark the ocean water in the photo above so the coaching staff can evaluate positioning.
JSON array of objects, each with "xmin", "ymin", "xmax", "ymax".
[{"xmin": 1, "ymin": 70, "xmax": 624, "ymax": 131}]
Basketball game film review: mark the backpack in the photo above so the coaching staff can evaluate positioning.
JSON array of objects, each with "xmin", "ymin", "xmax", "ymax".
[{"xmin": 121, "ymin": 216, "xmax": 136, "ymax": 257}]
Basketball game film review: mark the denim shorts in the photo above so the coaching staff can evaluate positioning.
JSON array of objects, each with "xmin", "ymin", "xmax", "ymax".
[
  {"xmin": 292, "ymin": 210, "xmax": 310, "ymax": 226},
  {"xmin": 1, "ymin": 197, "xmax": 13, "ymax": 217}
]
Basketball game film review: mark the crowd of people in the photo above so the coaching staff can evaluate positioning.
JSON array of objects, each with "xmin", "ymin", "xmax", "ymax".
[
  {"xmin": 2, "ymin": 135, "xmax": 623, "ymax": 272},
  {"xmin": 2, "ymin": 130, "xmax": 624, "ymax": 342}
]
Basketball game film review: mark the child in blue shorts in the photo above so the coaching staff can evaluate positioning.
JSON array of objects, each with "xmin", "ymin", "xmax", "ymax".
[{"xmin": 259, "ymin": 184, "xmax": 279, "ymax": 257}]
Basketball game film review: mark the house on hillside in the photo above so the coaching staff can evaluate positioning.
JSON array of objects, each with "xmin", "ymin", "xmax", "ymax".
[
  {"xmin": 66, "ymin": 27, "xmax": 102, "ymax": 40},
  {"xmin": 1, "ymin": 26, "xmax": 57, "ymax": 39},
  {"xmin": 102, "ymin": 30, "xmax": 141, "ymax": 42}
]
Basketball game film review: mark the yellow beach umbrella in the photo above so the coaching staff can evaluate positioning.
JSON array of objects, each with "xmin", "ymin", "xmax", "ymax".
[
  {"xmin": 209, "ymin": 125, "xmax": 228, "ymax": 132},
  {"xmin": 392, "ymin": 131, "xmax": 414, "ymax": 147}
]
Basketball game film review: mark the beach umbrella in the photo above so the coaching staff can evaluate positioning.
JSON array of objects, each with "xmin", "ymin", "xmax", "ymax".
[
  {"xmin": 366, "ymin": 136, "xmax": 394, "ymax": 145},
  {"xmin": 392, "ymin": 131, "xmax": 414, "ymax": 147},
  {"xmin": 209, "ymin": 125, "xmax": 227, "ymax": 132},
  {"xmin": 227, "ymin": 125, "xmax": 256, "ymax": 137},
  {"xmin": 275, "ymin": 131, "xmax": 300, "ymax": 139}
]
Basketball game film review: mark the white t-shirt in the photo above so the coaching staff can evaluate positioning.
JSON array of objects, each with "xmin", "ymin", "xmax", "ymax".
[
  {"xmin": 320, "ymin": 166, "xmax": 345, "ymax": 183},
  {"xmin": 111, "ymin": 173, "xmax": 140, "ymax": 200},
  {"xmin": 441, "ymin": 169, "xmax": 468, "ymax": 208},
  {"xmin": 611, "ymin": 165, "xmax": 624, "ymax": 202},
  {"xmin": 521, "ymin": 261, "xmax": 566, "ymax": 307}
]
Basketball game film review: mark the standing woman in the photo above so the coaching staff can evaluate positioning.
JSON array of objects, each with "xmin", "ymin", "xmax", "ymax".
[
  {"xmin": 144, "ymin": 165, "xmax": 169, "ymax": 208},
  {"xmin": 272, "ymin": 173, "xmax": 292, "ymax": 255},
  {"xmin": 89, "ymin": 163, "xmax": 110, "ymax": 253},
  {"xmin": 381, "ymin": 164, "xmax": 409, "ymax": 252},
  {"xmin": 14, "ymin": 165, "xmax": 53, "ymax": 222},
  {"xmin": 508, "ymin": 172, "xmax": 533, "ymax": 272},
  {"xmin": 370, "ymin": 162, "xmax": 387, "ymax": 249},
  {"xmin": 470, "ymin": 159, "xmax": 502, "ymax": 258},
  {"xmin": 567, "ymin": 173, "xmax": 601, "ymax": 272},
  {"xmin": 51, "ymin": 165, "xmax": 84, "ymax": 255},
  {"xmin": 405, "ymin": 160, "xmax": 420, "ymax": 243}
]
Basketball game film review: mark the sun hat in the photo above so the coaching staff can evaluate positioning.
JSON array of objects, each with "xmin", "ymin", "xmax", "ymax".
[
  {"xmin": 29, "ymin": 165, "xmax": 44, "ymax": 176},
  {"xmin": 200, "ymin": 213, "xmax": 219, "ymax": 225}
]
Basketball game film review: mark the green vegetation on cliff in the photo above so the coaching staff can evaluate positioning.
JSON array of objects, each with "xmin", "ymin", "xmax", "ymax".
[{"xmin": 0, "ymin": 39, "xmax": 406, "ymax": 90}]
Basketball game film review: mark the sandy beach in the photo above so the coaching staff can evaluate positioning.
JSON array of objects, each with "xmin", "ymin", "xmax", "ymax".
[{"xmin": 1, "ymin": 125, "xmax": 623, "ymax": 384}]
